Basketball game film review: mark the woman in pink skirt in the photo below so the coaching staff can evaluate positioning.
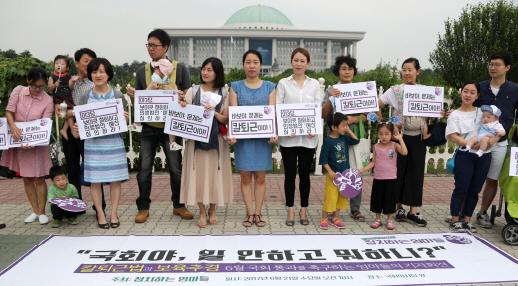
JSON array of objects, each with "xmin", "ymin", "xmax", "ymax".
[{"xmin": 1, "ymin": 67, "xmax": 54, "ymax": 224}]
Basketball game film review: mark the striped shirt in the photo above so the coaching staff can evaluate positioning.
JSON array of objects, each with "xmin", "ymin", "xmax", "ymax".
[{"xmin": 72, "ymin": 77, "xmax": 94, "ymax": 105}]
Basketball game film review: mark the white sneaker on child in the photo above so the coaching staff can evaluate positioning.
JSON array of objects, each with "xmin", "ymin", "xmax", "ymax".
[
  {"xmin": 476, "ymin": 149, "xmax": 484, "ymax": 157},
  {"xmin": 459, "ymin": 146, "xmax": 471, "ymax": 152},
  {"xmin": 24, "ymin": 213, "xmax": 38, "ymax": 223},
  {"xmin": 170, "ymin": 142, "xmax": 183, "ymax": 151},
  {"xmin": 128, "ymin": 124, "xmax": 143, "ymax": 133},
  {"xmin": 38, "ymin": 214, "xmax": 49, "ymax": 225}
]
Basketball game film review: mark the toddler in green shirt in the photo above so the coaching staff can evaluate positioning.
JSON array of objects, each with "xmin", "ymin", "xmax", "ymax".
[{"xmin": 48, "ymin": 166, "xmax": 79, "ymax": 228}]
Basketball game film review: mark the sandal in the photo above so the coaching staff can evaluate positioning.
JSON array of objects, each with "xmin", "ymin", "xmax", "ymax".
[
  {"xmin": 254, "ymin": 214, "xmax": 266, "ymax": 227},
  {"xmin": 299, "ymin": 210, "xmax": 309, "ymax": 225},
  {"xmin": 97, "ymin": 216, "xmax": 109, "ymax": 229},
  {"xmin": 110, "ymin": 216, "xmax": 120, "ymax": 229},
  {"xmin": 243, "ymin": 214, "xmax": 254, "ymax": 227},
  {"xmin": 350, "ymin": 210, "xmax": 366, "ymax": 222},
  {"xmin": 208, "ymin": 211, "xmax": 218, "ymax": 225},
  {"xmin": 198, "ymin": 214, "xmax": 207, "ymax": 228}
]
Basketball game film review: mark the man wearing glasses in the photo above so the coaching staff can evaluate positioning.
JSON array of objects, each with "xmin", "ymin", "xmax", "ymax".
[
  {"xmin": 474, "ymin": 50, "xmax": 518, "ymax": 228},
  {"xmin": 127, "ymin": 29, "xmax": 193, "ymax": 223}
]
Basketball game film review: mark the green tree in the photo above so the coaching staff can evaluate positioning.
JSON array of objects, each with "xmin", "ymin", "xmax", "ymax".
[
  {"xmin": 19, "ymin": 50, "xmax": 32, "ymax": 58},
  {"xmin": 430, "ymin": 0, "xmax": 518, "ymax": 88},
  {"xmin": 1, "ymin": 49, "xmax": 18, "ymax": 59}
]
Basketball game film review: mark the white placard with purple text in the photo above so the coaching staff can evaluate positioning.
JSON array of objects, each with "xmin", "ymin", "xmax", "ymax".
[
  {"xmin": 229, "ymin": 106, "xmax": 276, "ymax": 139},
  {"xmin": 164, "ymin": 102, "xmax": 214, "ymax": 143},
  {"xmin": 333, "ymin": 81, "xmax": 379, "ymax": 115},
  {"xmin": 134, "ymin": 90, "xmax": 178, "ymax": 122},
  {"xmin": 0, "ymin": 118, "xmax": 8, "ymax": 150},
  {"xmin": 6, "ymin": 118, "xmax": 52, "ymax": 148},
  {"xmin": 509, "ymin": 147, "xmax": 518, "ymax": 177},
  {"xmin": 276, "ymin": 103, "xmax": 322, "ymax": 136},
  {"xmin": 1, "ymin": 233, "xmax": 518, "ymax": 286},
  {"xmin": 74, "ymin": 100, "xmax": 127, "ymax": 140},
  {"xmin": 403, "ymin": 85, "xmax": 444, "ymax": 118}
]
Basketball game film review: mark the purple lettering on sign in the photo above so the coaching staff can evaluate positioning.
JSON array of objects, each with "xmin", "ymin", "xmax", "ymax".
[
  {"xmin": 280, "ymin": 108, "xmax": 316, "ymax": 118},
  {"xmin": 169, "ymin": 119, "xmax": 210, "ymax": 139},
  {"xmin": 10, "ymin": 130, "xmax": 49, "ymax": 145},
  {"xmin": 79, "ymin": 105, "xmax": 119, "ymax": 120},
  {"xmin": 407, "ymin": 101, "xmax": 442, "ymax": 114},
  {"xmin": 339, "ymin": 96, "xmax": 378, "ymax": 111}
]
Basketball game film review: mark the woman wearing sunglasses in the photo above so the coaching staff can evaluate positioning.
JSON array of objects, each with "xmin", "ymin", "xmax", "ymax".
[{"xmin": 1, "ymin": 67, "xmax": 54, "ymax": 224}]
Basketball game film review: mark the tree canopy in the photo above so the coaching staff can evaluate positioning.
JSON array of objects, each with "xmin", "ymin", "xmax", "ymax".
[{"xmin": 430, "ymin": 0, "xmax": 518, "ymax": 88}]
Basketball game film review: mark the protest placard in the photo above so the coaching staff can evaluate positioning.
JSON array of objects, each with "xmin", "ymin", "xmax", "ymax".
[
  {"xmin": 6, "ymin": 118, "xmax": 52, "ymax": 148},
  {"xmin": 0, "ymin": 118, "xmax": 7, "ymax": 150},
  {"xmin": 403, "ymin": 85, "xmax": 444, "ymax": 117},
  {"xmin": 74, "ymin": 99, "xmax": 127, "ymax": 140},
  {"xmin": 509, "ymin": 147, "xmax": 518, "ymax": 177},
  {"xmin": 229, "ymin": 106, "xmax": 276, "ymax": 139},
  {"xmin": 276, "ymin": 103, "xmax": 322, "ymax": 136},
  {"xmin": 134, "ymin": 90, "xmax": 177, "ymax": 122},
  {"xmin": 333, "ymin": 81, "xmax": 379, "ymax": 115},
  {"xmin": 164, "ymin": 102, "xmax": 214, "ymax": 143}
]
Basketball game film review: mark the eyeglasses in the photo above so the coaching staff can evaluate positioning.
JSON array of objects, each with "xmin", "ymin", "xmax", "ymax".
[
  {"xmin": 29, "ymin": 84, "xmax": 46, "ymax": 90},
  {"xmin": 146, "ymin": 43, "xmax": 164, "ymax": 50},
  {"xmin": 488, "ymin": 63, "xmax": 503, "ymax": 68}
]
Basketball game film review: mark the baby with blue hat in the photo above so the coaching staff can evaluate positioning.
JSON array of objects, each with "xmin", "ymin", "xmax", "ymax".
[{"xmin": 461, "ymin": 105, "xmax": 506, "ymax": 156}]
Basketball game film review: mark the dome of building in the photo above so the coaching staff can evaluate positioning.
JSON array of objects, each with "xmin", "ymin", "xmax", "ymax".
[{"xmin": 222, "ymin": 5, "xmax": 296, "ymax": 30}]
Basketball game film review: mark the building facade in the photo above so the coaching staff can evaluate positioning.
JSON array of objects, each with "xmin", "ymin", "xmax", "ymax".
[{"xmin": 160, "ymin": 5, "xmax": 365, "ymax": 75}]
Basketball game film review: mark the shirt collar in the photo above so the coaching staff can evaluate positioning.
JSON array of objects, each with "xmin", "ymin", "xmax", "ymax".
[
  {"xmin": 25, "ymin": 87, "xmax": 45, "ymax": 101},
  {"xmin": 288, "ymin": 74, "xmax": 309, "ymax": 82},
  {"xmin": 77, "ymin": 77, "xmax": 92, "ymax": 86}
]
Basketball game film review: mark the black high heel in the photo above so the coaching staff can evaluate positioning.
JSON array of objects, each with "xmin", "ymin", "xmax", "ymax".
[
  {"xmin": 110, "ymin": 217, "xmax": 120, "ymax": 229},
  {"xmin": 97, "ymin": 216, "xmax": 109, "ymax": 229}
]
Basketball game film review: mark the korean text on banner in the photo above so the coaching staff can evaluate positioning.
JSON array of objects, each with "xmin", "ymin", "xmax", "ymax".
[
  {"xmin": 276, "ymin": 103, "xmax": 322, "ymax": 136},
  {"xmin": 74, "ymin": 100, "xmax": 127, "ymax": 140},
  {"xmin": 134, "ymin": 90, "xmax": 178, "ymax": 122},
  {"xmin": 403, "ymin": 85, "xmax": 444, "ymax": 118},
  {"xmin": 164, "ymin": 102, "xmax": 214, "ymax": 143},
  {"xmin": 509, "ymin": 147, "xmax": 518, "ymax": 177},
  {"xmin": 229, "ymin": 105, "xmax": 276, "ymax": 139},
  {"xmin": 333, "ymin": 81, "xmax": 379, "ymax": 115},
  {"xmin": 0, "ymin": 118, "xmax": 8, "ymax": 150},
  {"xmin": 7, "ymin": 118, "xmax": 52, "ymax": 148}
]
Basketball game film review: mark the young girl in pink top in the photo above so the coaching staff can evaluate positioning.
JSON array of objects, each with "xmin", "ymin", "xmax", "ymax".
[{"xmin": 359, "ymin": 122, "xmax": 408, "ymax": 230}]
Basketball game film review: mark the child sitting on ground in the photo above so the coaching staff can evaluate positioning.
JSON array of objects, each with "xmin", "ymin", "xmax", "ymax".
[
  {"xmin": 128, "ymin": 59, "xmax": 182, "ymax": 151},
  {"xmin": 318, "ymin": 112, "xmax": 359, "ymax": 230},
  {"xmin": 48, "ymin": 55, "xmax": 77, "ymax": 140},
  {"xmin": 461, "ymin": 105, "xmax": 505, "ymax": 156},
  {"xmin": 47, "ymin": 166, "xmax": 79, "ymax": 228}
]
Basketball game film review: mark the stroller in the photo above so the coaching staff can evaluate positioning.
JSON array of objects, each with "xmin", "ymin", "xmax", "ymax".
[{"xmin": 496, "ymin": 123, "xmax": 518, "ymax": 245}]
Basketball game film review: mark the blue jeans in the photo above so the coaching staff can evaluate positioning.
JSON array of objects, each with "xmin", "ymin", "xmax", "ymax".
[
  {"xmin": 136, "ymin": 124, "xmax": 184, "ymax": 210},
  {"xmin": 450, "ymin": 151, "xmax": 491, "ymax": 218}
]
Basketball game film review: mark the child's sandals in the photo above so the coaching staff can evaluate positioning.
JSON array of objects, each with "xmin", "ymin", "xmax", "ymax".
[
  {"xmin": 170, "ymin": 142, "xmax": 183, "ymax": 151},
  {"xmin": 350, "ymin": 210, "xmax": 366, "ymax": 222},
  {"xmin": 320, "ymin": 219, "xmax": 329, "ymax": 229},
  {"xmin": 331, "ymin": 218, "xmax": 345, "ymax": 229},
  {"xmin": 386, "ymin": 220, "xmax": 395, "ymax": 230},
  {"xmin": 371, "ymin": 220, "xmax": 382, "ymax": 229}
]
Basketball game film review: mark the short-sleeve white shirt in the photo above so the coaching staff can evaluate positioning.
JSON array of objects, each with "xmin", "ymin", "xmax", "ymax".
[
  {"xmin": 276, "ymin": 75, "xmax": 321, "ymax": 148},
  {"xmin": 445, "ymin": 108, "xmax": 486, "ymax": 154}
]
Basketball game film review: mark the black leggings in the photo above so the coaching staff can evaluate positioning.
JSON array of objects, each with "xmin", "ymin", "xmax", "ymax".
[{"xmin": 280, "ymin": 146, "xmax": 315, "ymax": 207}]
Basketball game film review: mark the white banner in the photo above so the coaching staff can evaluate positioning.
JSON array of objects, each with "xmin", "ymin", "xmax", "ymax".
[
  {"xmin": 403, "ymin": 85, "xmax": 444, "ymax": 118},
  {"xmin": 135, "ymin": 90, "xmax": 178, "ymax": 122},
  {"xmin": 0, "ymin": 118, "xmax": 8, "ymax": 150},
  {"xmin": 276, "ymin": 103, "xmax": 322, "ymax": 136},
  {"xmin": 74, "ymin": 100, "xmax": 127, "ymax": 140},
  {"xmin": 1, "ymin": 233, "xmax": 517, "ymax": 285},
  {"xmin": 229, "ymin": 106, "xmax": 276, "ymax": 139},
  {"xmin": 6, "ymin": 118, "xmax": 52, "ymax": 147},
  {"xmin": 333, "ymin": 82, "xmax": 379, "ymax": 115},
  {"xmin": 164, "ymin": 102, "xmax": 214, "ymax": 143},
  {"xmin": 509, "ymin": 147, "xmax": 518, "ymax": 176}
]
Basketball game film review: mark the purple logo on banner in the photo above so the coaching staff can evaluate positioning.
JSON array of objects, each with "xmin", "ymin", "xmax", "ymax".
[
  {"xmin": 203, "ymin": 110, "xmax": 211, "ymax": 119},
  {"xmin": 49, "ymin": 198, "xmax": 88, "ymax": 212},
  {"xmin": 264, "ymin": 106, "xmax": 272, "ymax": 115},
  {"xmin": 333, "ymin": 169, "xmax": 363, "ymax": 198},
  {"xmin": 116, "ymin": 100, "xmax": 120, "ymax": 104},
  {"xmin": 40, "ymin": 120, "xmax": 48, "ymax": 126},
  {"xmin": 435, "ymin": 87, "xmax": 442, "ymax": 96},
  {"xmin": 0, "ymin": 119, "xmax": 4, "ymax": 127},
  {"xmin": 366, "ymin": 82, "xmax": 374, "ymax": 90},
  {"xmin": 443, "ymin": 235, "xmax": 472, "ymax": 244}
]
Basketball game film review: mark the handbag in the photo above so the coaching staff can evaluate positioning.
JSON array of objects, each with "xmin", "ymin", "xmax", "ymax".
[
  {"xmin": 348, "ymin": 116, "xmax": 371, "ymax": 173},
  {"xmin": 425, "ymin": 120, "xmax": 447, "ymax": 147},
  {"xmin": 447, "ymin": 108, "xmax": 478, "ymax": 174}
]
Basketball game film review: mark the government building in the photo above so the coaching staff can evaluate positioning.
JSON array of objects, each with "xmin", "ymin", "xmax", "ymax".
[{"xmin": 160, "ymin": 5, "xmax": 366, "ymax": 75}]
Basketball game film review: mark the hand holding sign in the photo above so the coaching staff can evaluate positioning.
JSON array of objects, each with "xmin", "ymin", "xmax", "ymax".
[
  {"xmin": 333, "ymin": 81, "xmax": 379, "ymax": 115},
  {"xmin": 74, "ymin": 100, "xmax": 127, "ymax": 139},
  {"xmin": 333, "ymin": 168, "xmax": 363, "ymax": 198},
  {"xmin": 276, "ymin": 103, "xmax": 322, "ymax": 137}
]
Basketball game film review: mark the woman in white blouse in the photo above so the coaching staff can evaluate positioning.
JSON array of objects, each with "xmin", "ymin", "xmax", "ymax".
[
  {"xmin": 445, "ymin": 80, "xmax": 494, "ymax": 233},
  {"xmin": 276, "ymin": 48, "xmax": 320, "ymax": 226}
]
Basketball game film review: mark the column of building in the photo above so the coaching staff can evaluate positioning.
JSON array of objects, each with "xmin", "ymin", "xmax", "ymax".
[{"xmin": 188, "ymin": 37, "xmax": 194, "ymax": 66}]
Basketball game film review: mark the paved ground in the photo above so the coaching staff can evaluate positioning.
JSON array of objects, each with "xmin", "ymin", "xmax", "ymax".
[{"xmin": 1, "ymin": 174, "xmax": 517, "ymax": 286}]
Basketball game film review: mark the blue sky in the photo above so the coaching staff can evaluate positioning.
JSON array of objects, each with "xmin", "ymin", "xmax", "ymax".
[{"xmin": 0, "ymin": 0, "xmax": 495, "ymax": 71}]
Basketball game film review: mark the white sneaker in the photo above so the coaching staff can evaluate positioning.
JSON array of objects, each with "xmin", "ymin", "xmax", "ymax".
[
  {"xmin": 170, "ymin": 142, "xmax": 183, "ymax": 151},
  {"xmin": 39, "ymin": 214, "xmax": 49, "ymax": 225},
  {"xmin": 128, "ymin": 124, "xmax": 143, "ymax": 133},
  {"xmin": 459, "ymin": 146, "xmax": 471, "ymax": 152},
  {"xmin": 476, "ymin": 149, "xmax": 484, "ymax": 157},
  {"xmin": 24, "ymin": 213, "xmax": 39, "ymax": 223}
]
